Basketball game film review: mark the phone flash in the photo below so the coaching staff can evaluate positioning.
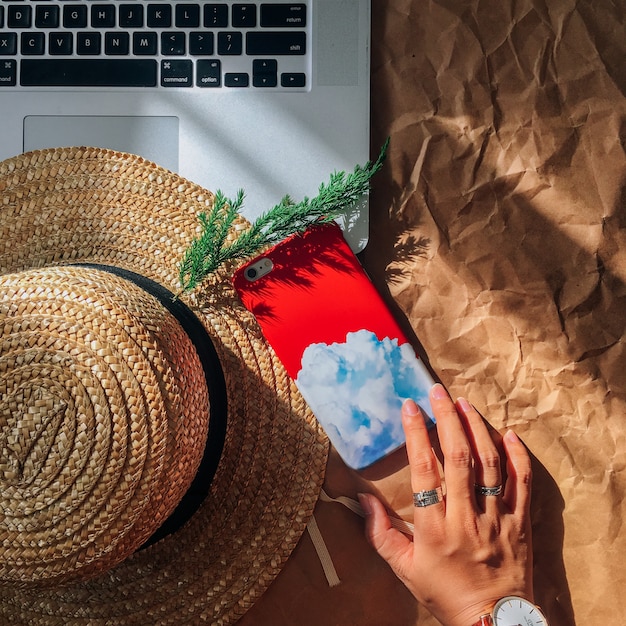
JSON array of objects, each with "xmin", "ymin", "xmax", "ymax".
[{"xmin": 244, "ymin": 257, "xmax": 274, "ymax": 282}]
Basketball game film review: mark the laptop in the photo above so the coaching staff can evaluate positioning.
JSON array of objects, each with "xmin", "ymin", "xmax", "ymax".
[{"xmin": 0, "ymin": 1, "xmax": 371, "ymax": 251}]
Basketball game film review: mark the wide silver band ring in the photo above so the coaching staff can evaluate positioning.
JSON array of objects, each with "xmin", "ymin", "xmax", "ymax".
[
  {"xmin": 413, "ymin": 487, "xmax": 444, "ymax": 507},
  {"xmin": 475, "ymin": 484, "xmax": 503, "ymax": 496}
]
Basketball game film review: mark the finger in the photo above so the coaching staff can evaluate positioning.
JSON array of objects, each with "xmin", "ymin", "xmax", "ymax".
[
  {"xmin": 430, "ymin": 384, "xmax": 474, "ymax": 514},
  {"xmin": 501, "ymin": 430, "xmax": 532, "ymax": 519},
  {"xmin": 456, "ymin": 397, "xmax": 502, "ymax": 513},
  {"xmin": 402, "ymin": 398, "xmax": 445, "ymax": 524},
  {"xmin": 359, "ymin": 493, "xmax": 414, "ymax": 579}
]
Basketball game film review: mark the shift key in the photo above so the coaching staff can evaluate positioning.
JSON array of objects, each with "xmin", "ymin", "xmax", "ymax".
[{"xmin": 246, "ymin": 32, "xmax": 305, "ymax": 55}]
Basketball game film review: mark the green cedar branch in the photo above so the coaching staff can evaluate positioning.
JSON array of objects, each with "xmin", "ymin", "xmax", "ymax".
[{"xmin": 179, "ymin": 139, "xmax": 389, "ymax": 293}]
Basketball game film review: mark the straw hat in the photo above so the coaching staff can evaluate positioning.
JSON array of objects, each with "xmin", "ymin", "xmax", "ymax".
[{"xmin": 0, "ymin": 147, "xmax": 329, "ymax": 624}]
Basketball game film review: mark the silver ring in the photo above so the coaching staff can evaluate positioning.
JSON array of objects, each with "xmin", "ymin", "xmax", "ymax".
[
  {"xmin": 475, "ymin": 484, "xmax": 503, "ymax": 496},
  {"xmin": 413, "ymin": 487, "xmax": 444, "ymax": 507}
]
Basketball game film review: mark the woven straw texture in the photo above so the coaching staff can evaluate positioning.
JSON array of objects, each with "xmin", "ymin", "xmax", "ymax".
[
  {"xmin": 0, "ymin": 147, "xmax": 329, "ymax": 624},
  {"xmin": 1, "ymin": 265, "xmax": 210, "ymax": 586}
]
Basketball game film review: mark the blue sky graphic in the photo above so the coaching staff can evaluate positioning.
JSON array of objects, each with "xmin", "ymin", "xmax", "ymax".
[{"xmin": 295, "ymin": 330, "xmax": 434, "ymax": 469}]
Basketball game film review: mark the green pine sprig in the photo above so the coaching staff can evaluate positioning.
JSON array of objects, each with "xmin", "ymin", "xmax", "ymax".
[{"xmin": 178, "ymin": 139, "xmax": 389, "ymax": 293}]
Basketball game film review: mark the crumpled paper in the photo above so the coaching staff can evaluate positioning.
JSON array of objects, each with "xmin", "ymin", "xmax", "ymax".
[{"xmin": 239, "ymin": 1, "xmax": 626, "ymax": 624}]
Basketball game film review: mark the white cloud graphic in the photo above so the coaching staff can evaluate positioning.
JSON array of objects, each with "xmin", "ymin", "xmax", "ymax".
[{"xmin": 295, "ymin": 330, "xmax": 434, "ymax": 469}]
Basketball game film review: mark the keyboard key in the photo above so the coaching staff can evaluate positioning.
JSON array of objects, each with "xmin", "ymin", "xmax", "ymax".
[
  {"xmin": 91, "ymin": 4, "xmax": 115, "ymax": 28},
  {"xmin": 254, "ymin": 58, "xmax": 277, "ymax": 73},
  {"xmin": 232, "ymin": 4, "xmax": 256, "ymax": 28},
  {"xmin": 8, "ymin": 5, "xmax": 31, "ymax": 28},
  {"xmin": 281, "ymin": 72, "xmax": 306, "ymax": 87},
  {"xmin": 63, "ymin": 4, "xmax": 87, "ymax": 28},
  {"xmin": 161, "ymin": 31, "xmax": 185, "ymax": 55},
  {"xmin": 21, "ymin": 32, "xmax": 45, "ymax": 55},
  {"xmin": 253, "ymin": 73, "xmax": 276, "ymax": 87},
  {"xmin": 0, "ymin": 59, "xmax": 16, "ymax": 86},
  {"xmin": 196, "ymin": 59, "xmax": 220, "ymax": 86},
  {"xmin": 35, "ymin": 5, "xmax": 60, "ymax": 28},
  {"xmin": 261, "ymin": 4, "xmax": 306, "ymax": 27},
  {"xmin": 252, "ymin": 58, "xmax": 276, "ymax": 87},
  {"xmin": 119, "ymin": 4, "xmax": 143, "ymax": 28},
  {"xmin": 147, "ymin": 4, "xmax": 171, "ymax": 28},
  {"xmin": 246, "ymin": 31, "xmax": 305, "ymax": 55},
  {"xmin": 204, "ymin": 4, "xmax": 228, "ymax": 28},
  {"xmin": 77, "ymin": 31, "xmax": 101, "ymax": 55},
  {"xmin": 161, "ymin": 59, "xmax": 192, "ymax": 87},
  {"xmin": 0, "ymin": 32, "xmax": 17, "ymax": 55},
  {"xmin": 49, "ymin": 31, "xmax": 73, "ymax": 54},
  {"xmin": 217, "ymin": 32, "xmax": 242, "ymax": 55},
  {"xmin": 105, "ymin": 31, "xmax": 129, "ymax": 55},
  {"xmin": 224, "ymin": 72, "xmax": 248, "ymax": 87},
  {"xmin": 175, "ymin": 4, "xmax": 199, "ymax": 28},
  {"xmin": 133, "ymin": 31, "xmax": 157, "ymax": 55},
  {"xmin": 189, "ymin": 31, "xmax": 213, "ymax": 55},
  {"xmin": 21, "ymin": 59, "xmax": 158, "ymax": 86}
]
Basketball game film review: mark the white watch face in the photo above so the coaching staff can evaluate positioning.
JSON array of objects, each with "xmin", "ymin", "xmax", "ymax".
[{"xmin": 493, "ymin": 596, "xmax": 548, "ymax": 626}]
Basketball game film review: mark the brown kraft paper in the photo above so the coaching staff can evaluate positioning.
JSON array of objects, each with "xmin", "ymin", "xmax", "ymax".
[{"xmin": 239, "ymin": 1, "xmax": 626, "ymax": 624}]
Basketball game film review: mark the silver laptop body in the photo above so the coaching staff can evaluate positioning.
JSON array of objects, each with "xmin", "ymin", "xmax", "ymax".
[{"xmin": 0, "ymin": 1, "xmax": 371, "ymax": 250}]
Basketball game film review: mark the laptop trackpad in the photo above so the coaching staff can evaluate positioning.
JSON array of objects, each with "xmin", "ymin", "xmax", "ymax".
[{"xmin": 23, "ymin": 116, "xmax": 179, "ymax": 172}]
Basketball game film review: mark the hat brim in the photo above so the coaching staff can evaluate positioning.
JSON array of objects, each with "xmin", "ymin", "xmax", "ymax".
[{"xmin": 0, "ymin": 148, "xmax": 328, "ymax": 624}]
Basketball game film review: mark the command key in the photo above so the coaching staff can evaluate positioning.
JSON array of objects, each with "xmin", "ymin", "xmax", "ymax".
[{"xmin": 0, "ymin": 60, "xmax": 16, "ymax": 87}]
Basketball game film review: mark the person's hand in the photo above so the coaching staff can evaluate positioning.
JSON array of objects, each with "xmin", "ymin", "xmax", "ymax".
[{"xmin": 359, "ymin": 384, "xmax": 534, "ymax": 626}]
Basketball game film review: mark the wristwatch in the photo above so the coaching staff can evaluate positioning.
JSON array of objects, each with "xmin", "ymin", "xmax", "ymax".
[{"xmin": 472, "ymin": 596, "xmax": 549, "ymax": 626}]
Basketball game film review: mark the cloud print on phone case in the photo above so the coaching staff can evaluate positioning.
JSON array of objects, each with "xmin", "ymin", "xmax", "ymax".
[{"xmin": 295, "ymin": 329, "xmax": 434, "ymax": 469}]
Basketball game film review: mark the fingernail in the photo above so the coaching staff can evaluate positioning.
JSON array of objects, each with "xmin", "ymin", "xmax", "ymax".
[
  {"xmin": 357, "ymin": 493, "xmax": 373, "ymax": 516},
  {"xmin": 456, "ymin": 397, "xmax": 472, "ymax": 415},
  {"xmin": 402, "ymin": 398, "xmax": 420, "ymax": 416},
  {"xmin": 431, "ymin": 383, "xmax": 448, "ymax": 400},
  {"xmin": 504, "ymin": 429, "xmax": 520, "ymax": 444}
]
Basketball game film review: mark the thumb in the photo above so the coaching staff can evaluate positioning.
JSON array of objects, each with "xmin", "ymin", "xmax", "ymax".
[{"xmin": 359, "ymin": 493, "xmax": 414, "ymax": 575}]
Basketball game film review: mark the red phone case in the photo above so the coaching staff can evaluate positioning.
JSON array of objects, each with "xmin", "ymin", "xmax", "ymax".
[{"xmin": 233, "ymin": 223, "xmax": 435, "ymax": 470}]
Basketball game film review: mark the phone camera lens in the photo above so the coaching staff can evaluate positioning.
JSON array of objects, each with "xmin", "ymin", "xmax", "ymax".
[{"xmin": 246, "ymin": 268, "xmax": 258, "ymax": 280}]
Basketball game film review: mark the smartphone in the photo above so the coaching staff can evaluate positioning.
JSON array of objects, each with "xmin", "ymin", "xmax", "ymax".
[{"xmin": 232, "ymin": 223, "xmax": 436, "ymax": 470}]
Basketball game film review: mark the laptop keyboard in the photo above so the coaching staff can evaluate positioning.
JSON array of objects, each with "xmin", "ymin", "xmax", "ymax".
[{"xmin": 0, "ymin": 1, "xmax": 309, "ymax": 89}]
